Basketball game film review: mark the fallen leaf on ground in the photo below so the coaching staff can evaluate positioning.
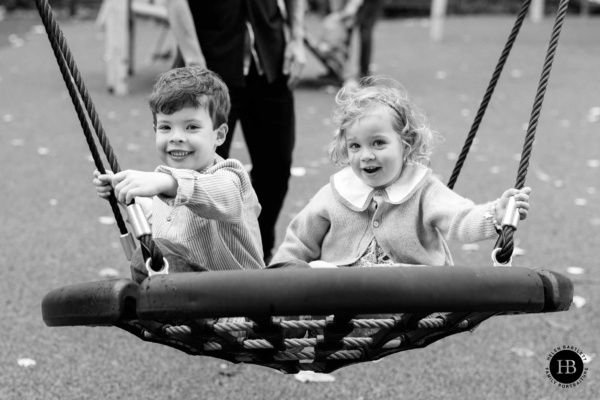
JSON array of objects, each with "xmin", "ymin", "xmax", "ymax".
[
  {"xmin": 510, "ymin": 347, "xmax": 535, "ymax": 358},
  {"xmin": 510, "ymin": 69, "xmax": 523, "ymax": 78},
  {"xmin": 435, "ymin": 71, "xmax": 447, "ymax": 80},
  {"xmin": 461, "ymin": 243, "xmax": 479, "ymax": 251},
  {"xmin": 294, "ymin": 371, "xmax": 336, "ymax": 383},
  {"xmin": 566, "ymin": 267, "xmax": 585, "ymax": 275},
  {"xmin": 99, "ymin": 216, "xmax": 116, "ymax": 225},
  {"xmin": 543, "ymin": 318, "xmax": 572, "ymax": 332},
  {"xmin": 17, "ymin": 358, "xmax": 36, "ymax": 368},
  {"xmin": 99, "ymin": 268, "xmax": 120, "ymax": 278},
  {"xmin": 291, "ymin": 167, "xmax": 306, "ymax": 177},
  {"xmin": 572, "ymin": 295, "xmax": 586, "ymax": 309},
  {"xmin": 586, "ymin": 159, "xmax": 600, "ymax": 168},
  {"xmin": 512, "ymin": 247, "xmax": 526, "ymax": 256},
  {"xmin": 534, "ymin": 170, "xmax": 550, "ymax": 182},
  {"xmin": 126, "ymin": 143, "xmax": 140, "ymax": 152}
]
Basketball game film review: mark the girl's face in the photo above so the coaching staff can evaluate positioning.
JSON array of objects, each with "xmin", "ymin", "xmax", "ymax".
[{"xmin": 345, "ymin": 106, "xmax": 405, "ymax": 189}]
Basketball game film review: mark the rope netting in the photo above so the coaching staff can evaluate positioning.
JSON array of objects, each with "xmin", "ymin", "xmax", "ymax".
[
  {"xmin": 121, "ymin": 312, "xmax": 486, "ymax": 373},
  {"xmin": 34, "ymin": 0, "xmax": 164, "ymax": 269}
]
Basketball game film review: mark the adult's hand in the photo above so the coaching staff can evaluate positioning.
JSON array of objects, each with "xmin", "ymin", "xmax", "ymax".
[{"xmin": 283, "ymin": 37, "xmax": 306, "ymax": 89}]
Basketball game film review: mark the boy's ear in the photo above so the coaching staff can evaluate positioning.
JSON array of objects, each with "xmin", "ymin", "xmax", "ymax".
[{"xmin": 215, "ymin": 123, "xmax": 228, "ymax": 146}]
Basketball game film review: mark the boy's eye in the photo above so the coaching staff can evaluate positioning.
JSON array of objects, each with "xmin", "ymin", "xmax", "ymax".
[
  {"xmin": 187, "ymin": 124, "xmax": 201, "ymax": 130},
  {"xmin": 373, "ymin": 140, "xmax": 385, "ymax": 147},
  {"xmin": 157, "ymin": 125, "xmax": 170, "ymax": 131}
]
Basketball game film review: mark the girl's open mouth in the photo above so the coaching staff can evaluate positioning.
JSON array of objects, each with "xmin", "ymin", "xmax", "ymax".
[{"xmin": 363, "ymin": 166, "xmax": 381, "ymax": 175}]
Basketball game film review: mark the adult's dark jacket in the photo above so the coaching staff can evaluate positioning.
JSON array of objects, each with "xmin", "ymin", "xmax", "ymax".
[{"xmin": 187, "ymin": 0, "xmax": 287, "ymax": 87}]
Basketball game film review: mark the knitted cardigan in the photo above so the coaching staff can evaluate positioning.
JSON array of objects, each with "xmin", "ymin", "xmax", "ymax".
[{"xmin": 272, "ymin": 164, "xmax": 498, "ymax": 266}]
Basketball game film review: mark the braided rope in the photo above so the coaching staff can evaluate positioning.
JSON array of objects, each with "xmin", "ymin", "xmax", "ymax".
[
  {"xmin": 34, "ymin": 0, "xmax": 163, "ymax": 268},
  {"xmin": 351, "ymin": 319, "xmax": 395, "ymax": 329},
  {"xmin": 213, "ymin": 321, "xmax": 255, "ymax": 333},
  {"xmin": 494, "ymin": 0, "xmax": 570, "ymax": 264},
  {"xmin": 281, "ymin": 319, "xmax": 327, "ymax": 330},
  {"xmin": 447, "ymin": 0, "xmax": 532, "ymax": 190}
]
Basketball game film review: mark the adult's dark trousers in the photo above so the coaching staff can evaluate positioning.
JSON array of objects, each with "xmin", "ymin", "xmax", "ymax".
[{"xmin": 217, "ymin": 65, "xmax": 295, "ymax": 262}]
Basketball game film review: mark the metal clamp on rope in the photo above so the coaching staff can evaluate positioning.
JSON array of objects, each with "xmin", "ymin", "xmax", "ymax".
[
  {"xmin": 491, "ymin": 247, "xmax": 512, "ymax": 267},
  {"xmin": 145, "ymin": 257, "xmax": 169, "ymax": 276},
  {"xmin": 119, "ymin": 232, "xmax": 136, "ymax": 261},
  {"xmin": 501, "ymin": 196, "xmax": 520, "ymax": 229},
  {"xmin": 126, "ymin": 203, "xmax": 151, "ymax": 238}
]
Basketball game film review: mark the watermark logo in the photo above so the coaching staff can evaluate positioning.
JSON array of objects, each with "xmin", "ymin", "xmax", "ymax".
[{"xmin": 546, "ymin": 346, "xmax": 588, "ymax": 388}]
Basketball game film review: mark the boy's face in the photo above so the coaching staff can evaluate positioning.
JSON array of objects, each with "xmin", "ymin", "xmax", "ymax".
[
  {"xmin": 345, "ymin": 106, "xmax": 405, "ymax": 189},
  {"xmin": 155, "ymin": 106, "xmax": 227, "ymax": 172}
]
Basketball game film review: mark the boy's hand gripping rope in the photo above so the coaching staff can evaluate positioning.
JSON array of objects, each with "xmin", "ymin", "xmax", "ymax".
[{"xmin": 34, "ymin": 0, "xmax": 165, "ymax": 271}]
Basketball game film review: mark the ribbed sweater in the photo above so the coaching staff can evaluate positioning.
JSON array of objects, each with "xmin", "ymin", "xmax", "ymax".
[{"xmin": 137, "ymin": 158, "xmax": 265, "ymax": 271}]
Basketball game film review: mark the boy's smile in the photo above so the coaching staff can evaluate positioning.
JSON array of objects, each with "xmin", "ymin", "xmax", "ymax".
[
  {"xmin": 155, "ymin": 106, "xmax": 227, "ymax": 172},
  {"xmin": 345, "ymin": 106, "xmax": 405, "ymax": 189}
]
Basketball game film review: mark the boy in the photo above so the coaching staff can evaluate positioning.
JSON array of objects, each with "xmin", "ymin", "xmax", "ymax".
[{"xmin": 93, "ymin": 67, "xmax": 265, "ymax": 279}]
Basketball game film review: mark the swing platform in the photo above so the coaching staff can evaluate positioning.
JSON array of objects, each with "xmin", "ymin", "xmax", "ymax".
[{"xmin": 42, "ymin": 266, "xmax": 573, "ymax": 373}]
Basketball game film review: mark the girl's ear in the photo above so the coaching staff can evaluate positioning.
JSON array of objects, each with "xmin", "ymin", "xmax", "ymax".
[{"xmin": 215, "ymin": 123, "xmax": 228, "ymax": 146}]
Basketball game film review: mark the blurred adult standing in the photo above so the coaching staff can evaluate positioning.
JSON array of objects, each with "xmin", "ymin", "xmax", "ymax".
[
  {"xmin": 165, "ymin": 0, "xmax": 306, "ymax": 263},
  {"xmin": 328, "ymin": 0, "xmax": 385, "ymax": 82}
]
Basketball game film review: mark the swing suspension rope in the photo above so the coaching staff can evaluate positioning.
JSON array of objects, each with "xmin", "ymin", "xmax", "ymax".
[
  {"xmin": 33, "ymin": 0, "xmax": 164, "ymax": 270},
  {"xmin": 447, "ymin": 0, "xmax": 571, "ymax": 264}
]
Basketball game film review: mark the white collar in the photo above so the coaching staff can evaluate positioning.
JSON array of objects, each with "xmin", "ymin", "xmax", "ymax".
[{"xmin": 331, "ymin": 163, "xmax": 431, "ymax": 211}]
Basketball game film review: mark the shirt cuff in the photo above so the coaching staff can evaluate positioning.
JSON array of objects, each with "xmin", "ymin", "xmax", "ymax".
[{"xmin": 155, "ymin": 165, "xmax": 195, "ymax": 206}]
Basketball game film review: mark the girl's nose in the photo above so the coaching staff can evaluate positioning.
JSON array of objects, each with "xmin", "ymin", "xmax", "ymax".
[{"xmin": 360, "ymin": 149, "xmax": 375, "ymax": 161}]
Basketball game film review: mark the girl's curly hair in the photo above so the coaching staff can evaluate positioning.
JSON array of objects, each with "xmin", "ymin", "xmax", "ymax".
[{"xmin": 329, "ymin": 76, "xmax": 438, "ymax": 167}]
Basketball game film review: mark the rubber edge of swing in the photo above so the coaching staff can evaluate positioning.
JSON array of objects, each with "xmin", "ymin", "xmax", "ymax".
[
  {"xmin": 41, "ymin": 279, "xmax": 139, "ymax": 327},
  {"xmin": 535, "ymin": 270, "xmax": 574, "ymax": 312}
]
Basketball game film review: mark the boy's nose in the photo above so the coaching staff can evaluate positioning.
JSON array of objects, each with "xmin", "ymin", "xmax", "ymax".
[{"xmin": 169, "ymin": 130, "xmax": 185, "ymax": 143}]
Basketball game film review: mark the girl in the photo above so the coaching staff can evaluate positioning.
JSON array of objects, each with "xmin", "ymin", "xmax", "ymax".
[{"xmin": 271, "ymin": 77, "xmax": 531, "ymax": 268}]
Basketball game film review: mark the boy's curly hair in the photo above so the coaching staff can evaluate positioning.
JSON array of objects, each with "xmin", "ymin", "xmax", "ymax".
[
  {"xmin": 148, "ymin": 67, "xmax": 230, "ymax": 128},
  {"xmin": 329, "ymin": 76, "xmax": 438, "ymax": 167}
]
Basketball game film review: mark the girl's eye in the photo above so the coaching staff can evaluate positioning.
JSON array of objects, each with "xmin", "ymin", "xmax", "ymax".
[
  {"xmin": 348, "ymin": 143, "xmax": 359, "ymax": 149},
  {"xmin": 373, "ymin": 140, "xmax": 385, "ymax": 147}
]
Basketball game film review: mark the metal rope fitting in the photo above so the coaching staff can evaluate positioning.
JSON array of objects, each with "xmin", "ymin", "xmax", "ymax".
[
  {"xmin": 491, "ymin": 247, "xmax": 512, "ymax": 267},
  {"xmin": 145, "ymin": 257, "xmax": 169, "ymax": 276},
  {"xmin": 119, "ymin": 232, "xmax": 136, "ymax": 261},
  {"xmin": 501, "ymin": 196, "xmax": 520, "ymax": 229},
  {"xmin": 126, "ymin": 203, "xmax": 151, "ymax": 238}
]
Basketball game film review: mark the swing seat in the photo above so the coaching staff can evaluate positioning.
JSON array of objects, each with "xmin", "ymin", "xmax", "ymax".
[{"xmin": 42, "ymin": 266, "xmax": 573, "ymax": 373}]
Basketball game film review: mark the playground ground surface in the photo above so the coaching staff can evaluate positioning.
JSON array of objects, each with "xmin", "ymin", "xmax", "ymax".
[{"xmin": 0, "ymin": 8, "xmax": 598, "ymax": 400}]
